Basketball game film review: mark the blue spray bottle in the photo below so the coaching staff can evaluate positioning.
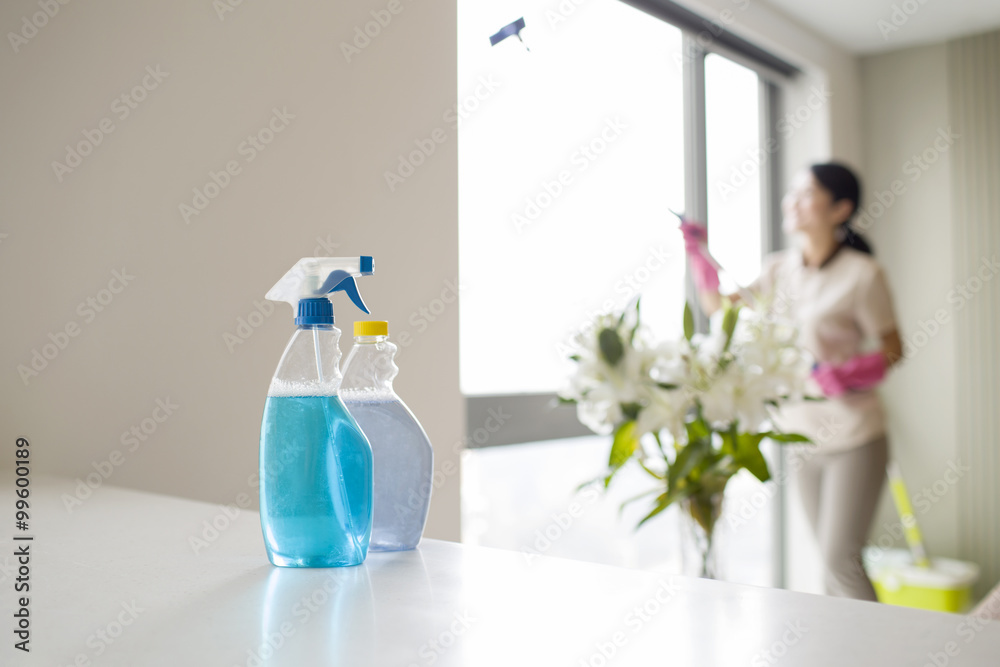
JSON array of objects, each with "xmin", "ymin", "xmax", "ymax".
[
  {"xmin": 341, "ymin": 321, "xmax": 434, "ymax": 551},
  {"xmin": 259, "ymin": 256, "xmax": 375, "ymax": 567}
]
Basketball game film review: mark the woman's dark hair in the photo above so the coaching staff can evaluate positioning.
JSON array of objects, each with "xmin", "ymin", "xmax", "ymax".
[{"xmin": 809, "ymin": 162, "xmax": 873, "ymax": 255}]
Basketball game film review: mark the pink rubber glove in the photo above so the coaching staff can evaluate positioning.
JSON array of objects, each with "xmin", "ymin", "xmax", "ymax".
[
  {"xmin": 679, "ymin": 222, "xmax": 720, "ymax": 292},
  {"xmin": 812, "ymin": 352, "xmax": 887, "ymax": 397}
]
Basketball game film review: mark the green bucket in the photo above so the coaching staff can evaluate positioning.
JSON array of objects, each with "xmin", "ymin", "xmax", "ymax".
[{"xmin": 864, "ymin": 548, "xmax": 980, "ymax": 613}]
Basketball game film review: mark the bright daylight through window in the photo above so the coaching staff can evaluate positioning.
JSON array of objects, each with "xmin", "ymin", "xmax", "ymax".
[{"xmin": 458, "ymin": 0, "xmax": 685, "ymax": 396}]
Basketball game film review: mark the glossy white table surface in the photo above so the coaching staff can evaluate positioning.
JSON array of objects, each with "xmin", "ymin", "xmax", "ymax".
[{"xmin": 8, "ymin": 477, "xmax": 999, "ymax": 666}]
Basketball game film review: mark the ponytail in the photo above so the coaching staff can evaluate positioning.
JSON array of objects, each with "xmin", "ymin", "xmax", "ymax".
[
  {"xmin": 810, "ymin": 162, "xmax": 874, "ymax": 256},
  {"xmin": 839, "ymin": 221, "xmax": 873, "ymax": 255}
]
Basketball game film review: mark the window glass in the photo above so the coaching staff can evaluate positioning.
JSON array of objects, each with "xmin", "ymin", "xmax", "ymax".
[
  {"xmin": 458, "ymin": 0, "xmax": 686, "ymax": 395},
  {"xmin": 705, "ymin": 52, "xmax": 762, "ymax": 291}
]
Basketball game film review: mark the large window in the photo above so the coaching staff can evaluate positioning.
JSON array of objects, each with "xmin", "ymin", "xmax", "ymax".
[
  {"xmin": 458, "ymin": 0, "xmax": 789, "ymax": 586},
  {"xmin": 458, "ymin": 0, "xmax": 686, "ymax": 396}
]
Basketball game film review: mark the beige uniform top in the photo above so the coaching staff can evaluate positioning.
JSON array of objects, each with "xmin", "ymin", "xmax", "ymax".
[{"xmin": 749, "ymin": 245, "xmax": 898, "ymax": 452}]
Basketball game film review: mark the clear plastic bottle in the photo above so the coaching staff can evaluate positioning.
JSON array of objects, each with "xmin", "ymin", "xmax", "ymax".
[
  {"xmin": 259, "ymin": 257, "xmax": 375, "ymax": 568},
  {"xmin": 341, "ymin": 321, "xmax": 433, "ymax": 551}
]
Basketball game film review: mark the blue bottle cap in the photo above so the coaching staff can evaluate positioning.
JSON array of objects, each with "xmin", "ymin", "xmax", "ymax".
[{"xmin": 295, "ymin": 298, "xmax": 334, "ymax": 326}]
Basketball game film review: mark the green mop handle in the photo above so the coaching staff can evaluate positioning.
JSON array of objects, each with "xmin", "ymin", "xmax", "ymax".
[{"xmin": 886, "ymin": 461, "xmax": 931, "ymax": 568}]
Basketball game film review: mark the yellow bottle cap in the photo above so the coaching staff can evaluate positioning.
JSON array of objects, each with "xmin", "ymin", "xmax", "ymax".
[{"xmin": 354, "ymin": 320, "xmax": 388, "ymax": 337}]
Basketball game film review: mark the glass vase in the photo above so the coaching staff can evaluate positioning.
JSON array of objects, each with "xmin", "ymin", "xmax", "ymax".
[{"xmin": 680, "ymin": 491, "xmax": 725, "ymax": 579}]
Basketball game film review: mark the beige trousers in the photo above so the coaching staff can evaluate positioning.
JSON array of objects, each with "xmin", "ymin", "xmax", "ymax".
[{"xmin": 794, "ymin": 436, "xmax": 889, "ymax": 601}]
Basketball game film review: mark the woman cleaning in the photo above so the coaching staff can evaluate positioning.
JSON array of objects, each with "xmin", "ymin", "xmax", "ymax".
[{"xmin": 683, "ymin": 162, "xmax": 903, "ymax": 601}]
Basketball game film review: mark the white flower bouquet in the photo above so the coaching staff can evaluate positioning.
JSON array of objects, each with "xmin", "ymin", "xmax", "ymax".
[{"xmin": 560, "ymin": 299, "xmax": 812, "ymax": 576}]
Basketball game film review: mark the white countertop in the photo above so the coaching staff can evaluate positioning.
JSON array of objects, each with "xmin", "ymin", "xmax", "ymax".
[{"xmin": 7, "ymin": 477, "xmax": 999, "ymax": 666}]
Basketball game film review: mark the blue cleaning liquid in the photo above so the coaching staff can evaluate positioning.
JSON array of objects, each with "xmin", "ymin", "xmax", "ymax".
[
  {"xmin": 342, "ymin": 399, "xmax": 433, "ymax": 551},
  {"xmin": 259, "ymin": 395, "xmax": 373, "ymax": 567}
]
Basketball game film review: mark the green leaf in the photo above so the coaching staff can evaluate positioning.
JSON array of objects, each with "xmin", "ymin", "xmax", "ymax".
[
  {"xmin": 719, "ymin": 429, "xmax": 736, "ymax": 456},
  {"xmin": 628, "ymin": 298, "xmax": 642, "ymax": 344},
  {"xmin": 734, "ymin": 432, "xmax": 770, "ymax": 482},
  {"xmin": 637, "ymin": 485, "xmax": 695, "ymax": 528},
  {"xmin": 737, "ymin": 431, "xmax": 766, "ymax": 449},
  {"xmin": 555, "ymin": 395, "xmax": 577, "ymax": 405},
  {"xmin": 763, "ymin": 432, "xmax": 811, "ymax": 444},
  {"xmin": 637, "ymin": 459, "xmax": 665, "ymax": 480},
  {"xmin": 656, "ymin": 382, "xmax": 679, "ymax": 391},
  {"xmin": 704, "ymin": 453, "xmax": 739, "ymax": 479},
  {"xmin": 668, "ymin": 440, "xmax": 707, "ymax": 490},
  {"xmin": 619, "ymin": 487, "xmax": 660, "ymax": 516},
  {"xmin": 608, "ymin": 421, "xmax": 639, "ymax": 475},
  {"xmin": 569, "ymin": 354, "xmax": 581, "ymax": 362},
  {"xmin": 653, "ymin": 431, "xmax": 667, "ymax": 457},
  {"xmin": 637, "ymin": 492, "xmax": 669, "ymax": 527},
  {"xmin": 683, "ymin": 302, "xmax": 695, "ymax": 342},
  {"xmin": 722, "ymin": 304, "xmax": 739, "ymax": 335},
  {"xmin": 598, "ymin": 328, "xmax": 624, "ymax": 366},
  {"xmin": 684, "ymin": 417, "xmax": 710, "ymax": 445},
  {"xmin": 721, "ymin": 306, "xmax": 739, "ymax": 352}
]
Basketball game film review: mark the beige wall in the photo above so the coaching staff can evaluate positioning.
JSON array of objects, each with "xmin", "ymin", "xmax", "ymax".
[
  {"xmin": 948, "ymin": 29, "xmax": 1000, "ymax": 597},
  {"xmin": 859, "ymin": 43, "xmax": 960, "ymax": 559},
  {"xmin": 0, "ymin": 0, "xmax": 462, "ymax": 540},
  {"xmin": 856, "ymin": 36, "xmax": 1000, "ymax": 597}
]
